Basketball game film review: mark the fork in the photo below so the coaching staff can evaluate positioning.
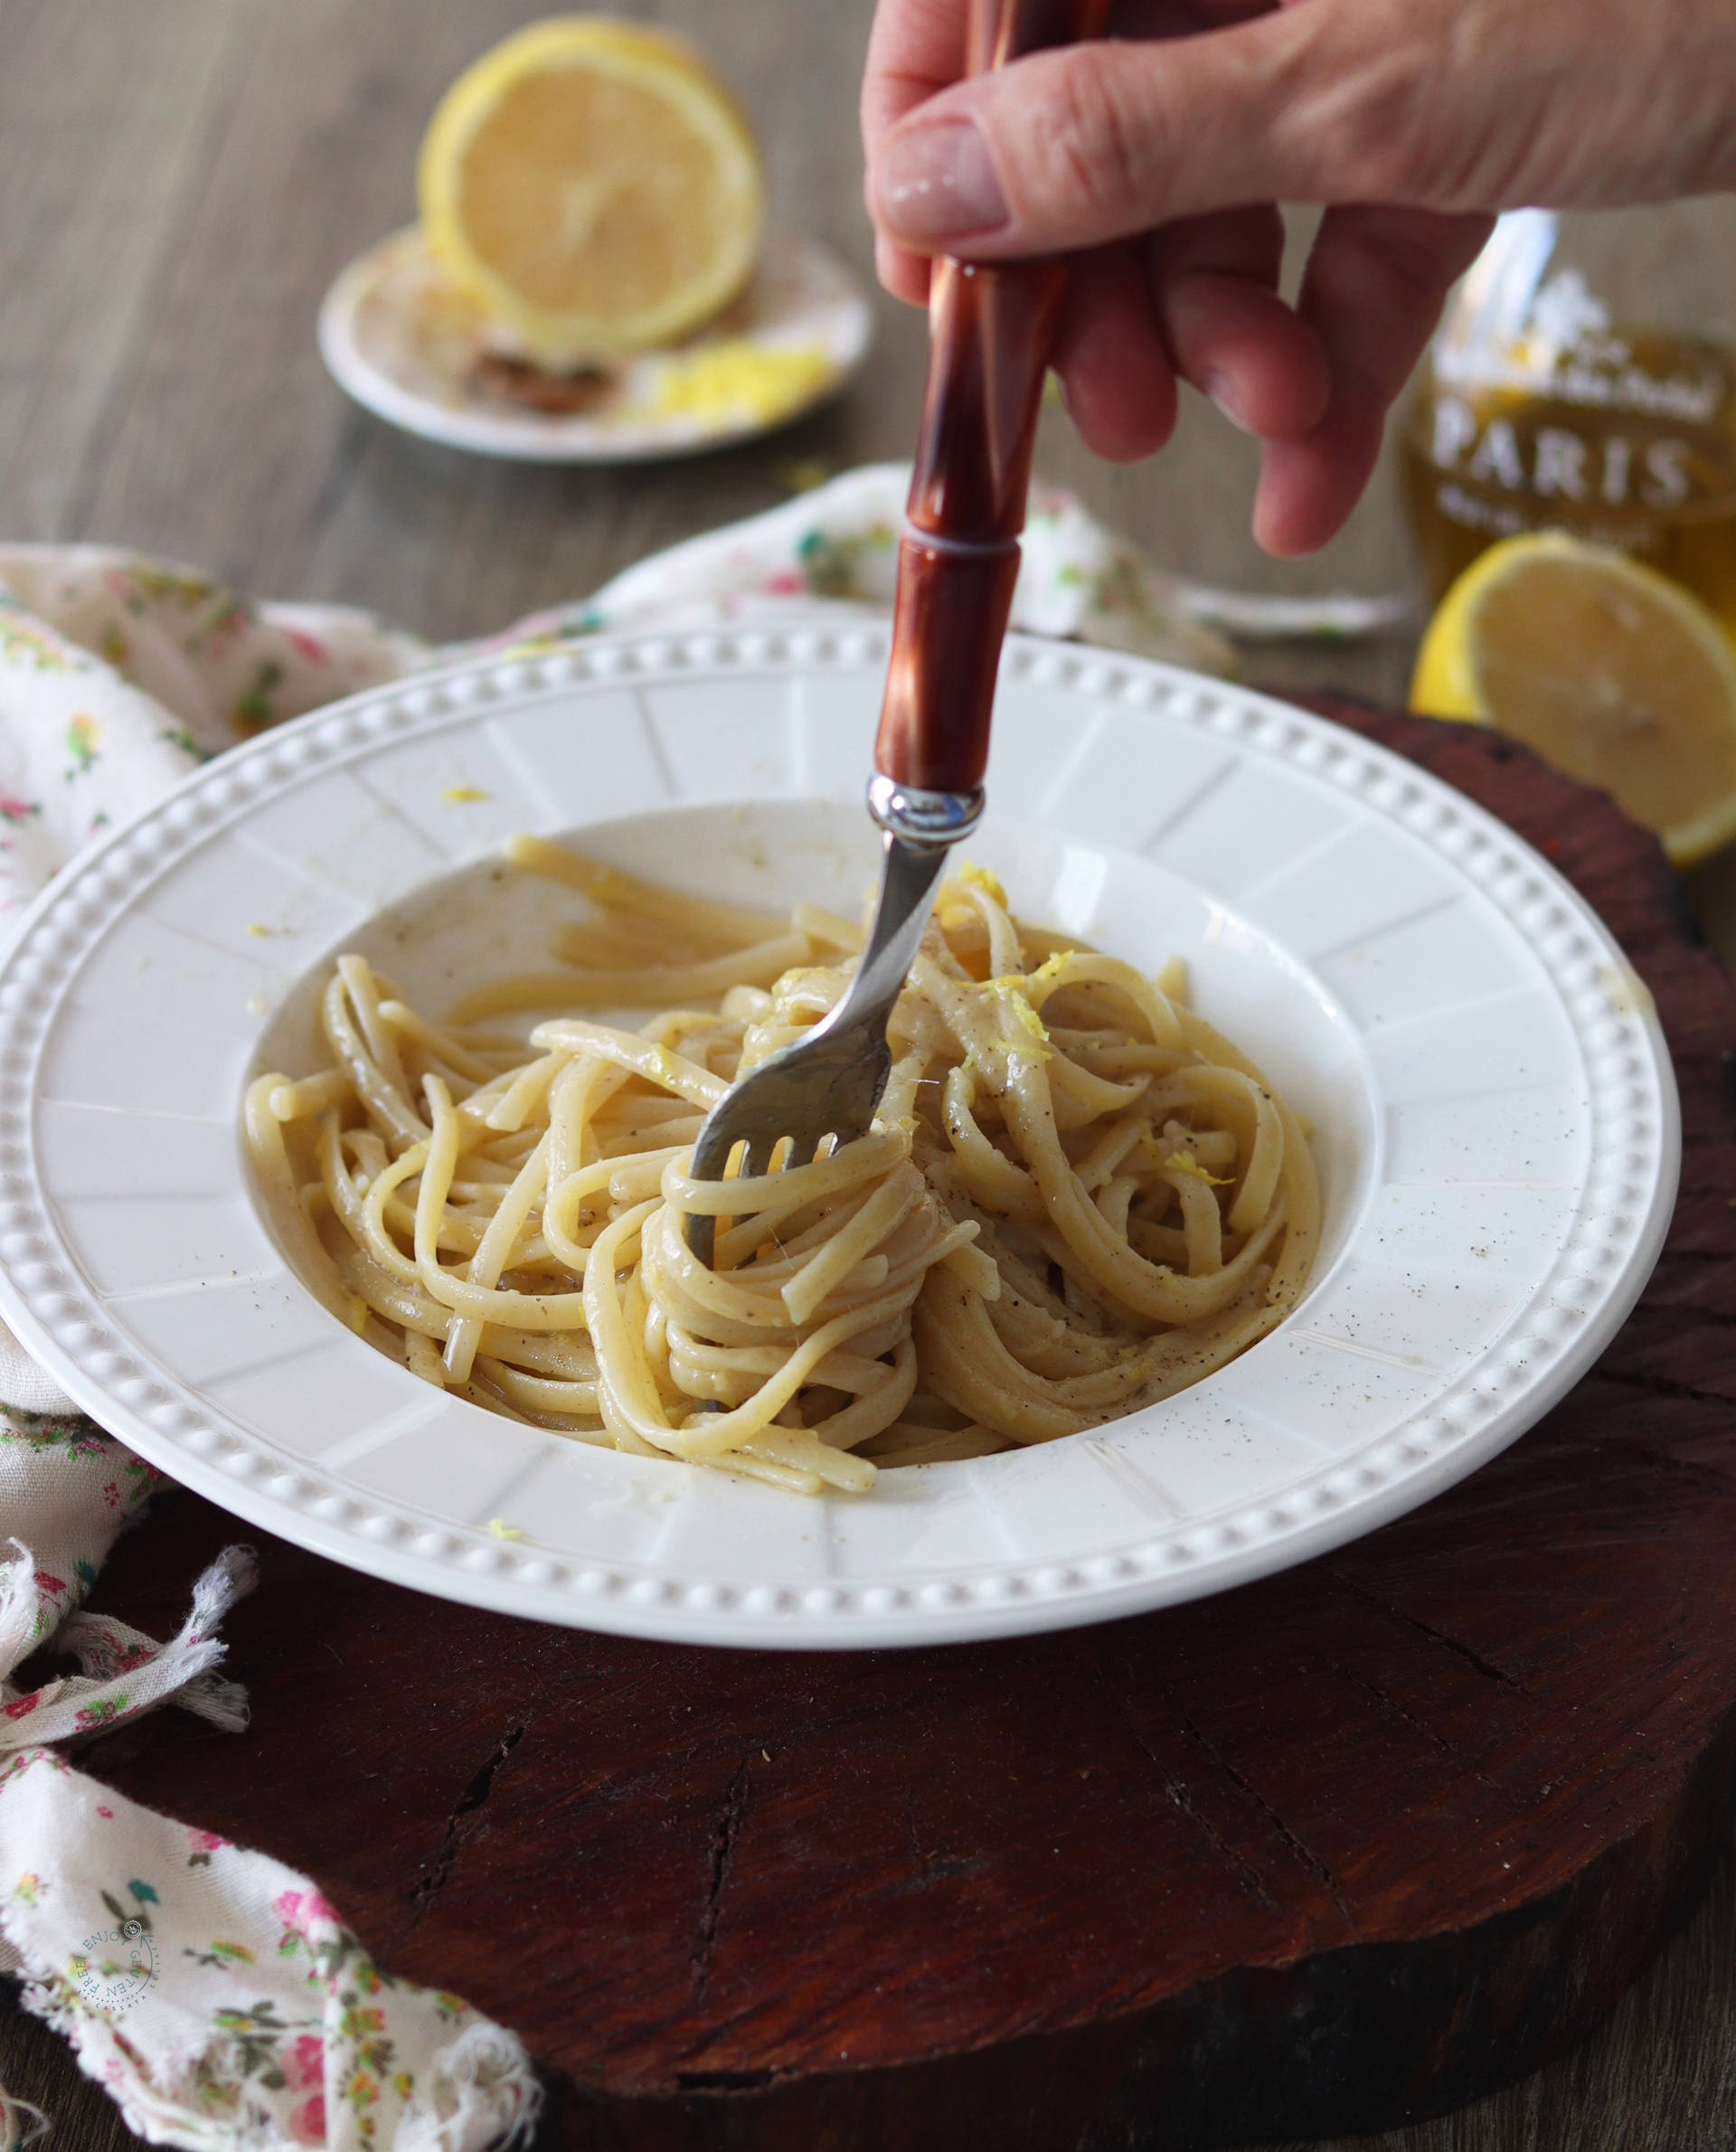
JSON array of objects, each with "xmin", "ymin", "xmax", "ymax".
[{"xmin": 686, "ymin": 0, "xmax": 1109, "ymax": 1261}]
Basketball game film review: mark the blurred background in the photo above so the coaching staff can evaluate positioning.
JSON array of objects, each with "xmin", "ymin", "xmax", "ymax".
[
  {"xmin": 12, "ymin": 0, "xmax": 1736, "ymax": 951},
  {"xmin": 0, "ymin": 0, "xmax": 1418, "ymax": 701}
]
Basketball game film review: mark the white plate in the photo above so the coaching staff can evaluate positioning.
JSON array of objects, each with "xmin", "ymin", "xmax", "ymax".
[
  {"xmin": 0, "ymin": 628, "xmax": 1677, "ymax": 1647},
  {"xmin": 317, "ymin": 227, "xmax": 873, "ymax": 462}
]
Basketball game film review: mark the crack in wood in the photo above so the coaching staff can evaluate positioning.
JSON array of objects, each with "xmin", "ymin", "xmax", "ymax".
[
  {"xmin": 692, "ymin": 1753, "xmax": 752, "ymax": 2001},
  {"xmin": 1162, "ymin": 1765, "xmax": 1285, "ymax": 1917},
  {"xmin": 1325, "ymin": 1656, "xmax": 1532, "ymax": 1811},
  {"xmin": 1080, "ymin": 1649, "xmax": 1286, "ymax": 1914},
  {"xmin": 406, "ymin": 1722, "xmax": 527, "ymax": 1930},
  {"xmin": 1324, "ymin": 1571, "xmax": 1535, "ymax": 1697},
  {"xmin": 1175, "ymin": 1710, "xmax": 1359, "ymax": 1936}
]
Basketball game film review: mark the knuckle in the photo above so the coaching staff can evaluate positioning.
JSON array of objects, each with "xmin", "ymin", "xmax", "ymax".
[
  {"xmin": 1027, "ymin": 49, "xmax": 1162, "ymax": 232},
  {"xmin": 1298, "ymin": 44, "xmax": 1434, "ymax": 203}
]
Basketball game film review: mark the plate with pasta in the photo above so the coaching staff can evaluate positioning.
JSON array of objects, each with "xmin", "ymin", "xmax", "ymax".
[{"xmin": 0, "ymin": 625, "xmax": 1677, "ymax": 1646}]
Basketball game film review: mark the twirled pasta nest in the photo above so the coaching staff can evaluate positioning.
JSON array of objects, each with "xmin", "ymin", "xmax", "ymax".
[{"xmin": 247, "ymin": 837, "xmax": 1318, "ymax": 1496}]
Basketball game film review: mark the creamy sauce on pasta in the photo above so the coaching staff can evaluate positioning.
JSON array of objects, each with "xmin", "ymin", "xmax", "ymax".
[{"xmin": 246, "ymin": 836, "xmax": 1318, "ymax": 1496}]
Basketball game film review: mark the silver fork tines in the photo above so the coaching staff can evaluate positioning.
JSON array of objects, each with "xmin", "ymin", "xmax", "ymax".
[{"xmin": 684, "ymin": 825, "xmax": 957, "ymax": 1266}]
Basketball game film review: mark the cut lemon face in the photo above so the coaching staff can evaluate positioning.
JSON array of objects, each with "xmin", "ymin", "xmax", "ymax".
[
  {"xmin": 419, "ymin": 16, "xmax": 765, "ymax": 364},
  {"xmin": 1411, "ymin": 533, "xmax": 1736, "ymax": 866}
]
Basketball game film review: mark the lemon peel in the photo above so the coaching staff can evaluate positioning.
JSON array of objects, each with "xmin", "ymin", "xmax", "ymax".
[{"xmin": 1410, "ymin": 531, "xmax": 1736, "ymax": 867}]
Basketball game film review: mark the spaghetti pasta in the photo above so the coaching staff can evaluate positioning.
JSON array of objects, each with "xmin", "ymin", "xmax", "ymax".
[{"xmin": 246, "ymin": 838, "xmax": 1318, "ymax": 1496}]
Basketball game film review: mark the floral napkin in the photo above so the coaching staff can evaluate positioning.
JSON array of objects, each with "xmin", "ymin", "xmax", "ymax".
[
  {"xmin": 4, "ymin": 1740, "xmax": 533, "ymax": 2152},
  {"xmin": 0, "ymin": 1413, "xmax": 539, "ymax": 2152},
  {"xmin": 0, "ymin": 464, "xmax": 1380, "ymax": 2152}
]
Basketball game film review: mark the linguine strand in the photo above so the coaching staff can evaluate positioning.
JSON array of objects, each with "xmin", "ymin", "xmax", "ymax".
[{"xmin": 246, "ymin": 840, "xmax": 1318, "ymax": 1498}]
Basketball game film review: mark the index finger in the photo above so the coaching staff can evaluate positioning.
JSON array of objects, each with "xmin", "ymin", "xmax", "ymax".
[
  {"xmin": 861, "ymin": 0, "xmax": 1250, "ymax": 148},
  {"xmin": 861, "ymin": 0, "xmax": 969, "ymax": 150}
]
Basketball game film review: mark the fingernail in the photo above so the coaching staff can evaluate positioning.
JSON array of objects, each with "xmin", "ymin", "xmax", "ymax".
[
  {"xmin": 1204, "ymin": 369, "xmax": 1254, "ymax": 435},
  {"xmin": 875, "ymin": 120, "xmax": 1008, "ymax": 242}
]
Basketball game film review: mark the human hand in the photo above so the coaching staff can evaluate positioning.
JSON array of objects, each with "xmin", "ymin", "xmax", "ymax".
[{"xmin": 862, "ymin": 0, "xmax": 1736, "ymax": 553}]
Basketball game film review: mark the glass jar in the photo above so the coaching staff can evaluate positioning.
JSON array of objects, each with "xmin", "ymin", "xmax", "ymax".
[{"xmin": 1402, "ymin": 200, "xmax": 1736, "ymax": 629}]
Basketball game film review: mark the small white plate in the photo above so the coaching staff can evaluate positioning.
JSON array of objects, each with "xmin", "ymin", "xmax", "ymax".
[
  {"xmin": 317, "ymin": 226, "xmax": 873, "ymax": 463},
  {"xmin": 0, "ymin": 628, "xmax": 1677, "ymax": 1647}
]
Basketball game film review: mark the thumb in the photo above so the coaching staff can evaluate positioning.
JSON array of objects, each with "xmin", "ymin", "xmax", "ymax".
[{"xmin": 872, "ymin": 13, "xmax": 1388, "ymax": 255}]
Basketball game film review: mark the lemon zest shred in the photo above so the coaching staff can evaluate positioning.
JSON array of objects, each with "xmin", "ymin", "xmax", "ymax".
[
  {"xmin": 979, "ymin": 989, "xmax": 1052, "ymax": 1065},
  {"xmin": 998, "ymin": 991, "xmax": 1052, "ymax": 1049},
  {"xmin": 1164, "ymin": 1151, "xmax": 1231, "ymax": 1185},
  {"xmin": 957, "ymin": 862, "xmax": 1007, "ymax": 907}
]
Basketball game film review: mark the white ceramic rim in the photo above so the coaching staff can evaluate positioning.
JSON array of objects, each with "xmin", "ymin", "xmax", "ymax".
[
  {"xmin": 0, "ymin": 628, "xmax": 1679, "ymax": 1647},
  {"xmin": 316, "ymin": 229, "xmax": 873, "ymax": 464}
]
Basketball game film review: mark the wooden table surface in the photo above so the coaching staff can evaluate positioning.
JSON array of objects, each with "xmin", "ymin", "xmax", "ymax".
[{"xmin": 5, "ymin": 3, "xmax": 1736, "ymax": 2147}]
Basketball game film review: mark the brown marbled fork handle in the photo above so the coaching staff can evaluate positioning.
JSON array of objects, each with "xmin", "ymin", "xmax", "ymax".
[{"xmin": 871, "ymin": 0, "xmax": 1110, "ymax": 821}]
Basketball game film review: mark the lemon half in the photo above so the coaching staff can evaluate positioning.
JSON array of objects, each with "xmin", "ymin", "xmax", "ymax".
[
  {"xmin": 1411, "ymin": 533, "xmax": 1736, "ymax": 866},
  {"xmin": 419, "ymin": 16, "xmax": 765, "ymax": 364}
]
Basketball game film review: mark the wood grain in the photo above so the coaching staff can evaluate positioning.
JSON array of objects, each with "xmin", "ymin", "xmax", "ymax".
[{"xmin": 22, "ymin": 708, "xmax": 1728, "ymax": 2151}]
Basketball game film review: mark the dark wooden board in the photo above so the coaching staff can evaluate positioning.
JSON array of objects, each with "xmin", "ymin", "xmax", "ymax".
[{"xmin": 73, "ymin": 703, "xmax": 1736, "ymax": 2152}]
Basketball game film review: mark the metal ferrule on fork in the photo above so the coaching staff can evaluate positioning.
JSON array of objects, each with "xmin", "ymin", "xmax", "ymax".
[{"xmin": 866, "ymin": 773, "xmax": 985, "ymax": 848}]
